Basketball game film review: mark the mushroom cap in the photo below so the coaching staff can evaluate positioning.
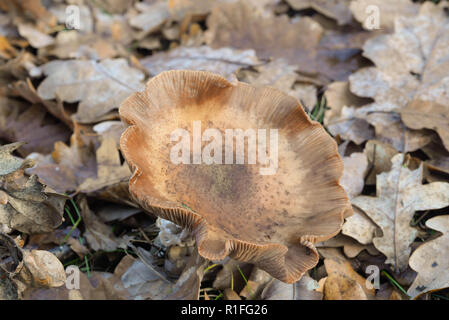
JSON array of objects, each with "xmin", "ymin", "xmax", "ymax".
[{"xmin": 120, "ymin": 70, "xmax": 352, "ymax": 283}]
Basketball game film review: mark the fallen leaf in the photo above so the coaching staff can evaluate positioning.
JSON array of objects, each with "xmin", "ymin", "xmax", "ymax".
[
  {"xmin": 0, "ymin": 143, "xmax": 67, "ymax": 234},
  {"xmin": 36, "ymin": 58, "xmax": 145, "ymax": 123},
  {"xmin": 141, "ymin": 45, "xmax": 260, "ymax": 81},
  {"xmin": 78, "ymin": 196, "xmax": 128, "ymax": 252},
  {"xmin": 261, "ymin": 275, "xmax": 322, "ymax": 300},
  {"xmin": 324, "ymin": 81, "xmax": 374, "ymax": 144},
  {"xmin": 323, "ymin": 255, "xmax": 374, "ymax": 300},
  {"xmin": 286, "ymin": 0, "xmax": 352, "ymax": 25},
  {"xmin": 340, "ymin": 152, "xmax": 368, "ymax": 199},
  {"xmin": 206, "ymin": 2, "xmax": 323, "ymax": 77},
  {"xmin": 408, "ymin": 215, "xmax": 449, "ymax": 299},
  {"xmin": 238, "ymin": 59, "xmax": 317, "ymax": 109},
  {"xmin": 348, "ymin": 2, "xmax": 449, "ymax": 152},
  {"xmin": 78, "ymin": 138, "xmax": 131, "ymax": 194},
  {"xmin": 401, "ymin": 101, "xmax": 449, "ymax": 152},
  {"xmin": 0, "ymin": 97, "xmax": 71, "ymax": 156},
  {"xmin": 17, "ymin": 23, "xmax": 54, "ymax": 48},
  {"xmin": 352, "ymin": 154, "xmax": 449, "ymax": 271},
  {"xmin": 17, "ymin": 250, "xmax": 66, "ymax": 288},
  {"xmin": 350, "ymin": 0, "xmax": 419, "ymax": 30},
  {"xmin": 364, "ymin": 139, "xmax": 398, "ymax": 185},
  {"xmin": 342, "ymin": 206, "xmax": 379, "ymax": 245}
]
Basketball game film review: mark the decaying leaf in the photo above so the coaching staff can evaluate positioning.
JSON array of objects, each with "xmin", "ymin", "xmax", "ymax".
[
  {"xmin": 141, "ymin": 45, "xmax": 260, "ymax": 81},
  {"xmin": 26, "ymin": 125, "xmax": 97, "ymax": 193},
  {"xmin": 342, "ymin": 206, "xmax": 379, "ymax": 246},
  {"xmin": 364, "ymin": 139, "xmax": 398, "ymax": 185},
  {"xmin": 78, "ymin": 138, "xmax": 131, "ymax": 194},
  {"xmin": 340, "ymin": 152, "xmax": 368, "ymax": 199},
  {"xmin": 352, "ymin": 154, "xmax": 449, "ymax": 271},
  {"xmin": 408, "ymin": 215, "xmax": 449, "ymax": 299},
  {"xmin": 261, "ymin": 274, "xmax": 322, "ymax": 300},
  {"xmin": 238, "ymin": 59, "xmax": 317, "ymax": 109},
  {"xmin": 0, "ymin": 143, "xmax": 67, "ymax": 234},
  {"xmin": 78, "ymin": 196, "xmax": 128, "ymax": 252},
  {"xmin": 350, "ymin": 0, "xmax": 419, "ymax": 30},
  {"xmin": 349, "ymin": 2, "xmax": 449, "ymax": 152},
  {"xmin": 0, "ymin": 97, "xmax": 71, "ymax": 156},
  {"xmin": 206, "ymin": 2, "xmax": 322, "ymax": 77},
  {"xmin": 324, "ymin": 81, "xmax": 374, "ymax": 144},
  {"xmin": 286, "ymin": 0, "xmax": 352, "ymax": 25},
  {"xmin": 17, "ymin": 250, "xmax": 66, "ymax": 288},
  {"xmin": 323, "ymin": 255, "xmax": 374, "ymax": 300},
  {"xmin": 36, "ymin": 58, "xmax": 145, "ymax": 123}
]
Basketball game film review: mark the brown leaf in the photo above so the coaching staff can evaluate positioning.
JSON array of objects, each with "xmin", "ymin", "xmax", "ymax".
[
  {"xmin": 340, "ymin": 152, "xmax": 368, "ymax": 199},
  {"xmin": 0, "ymin": 97, "xmax": 71, "ymax": 156},
  {"xmin": 408, "ymin": 215, "xmax": 449, "ymax": 299},
  {"xmin": 323, "ymin": 255, "xmax": 374, "ymax": 300},
  {"xmin": 286, "ymin": 0, "xmax": 353, "ymax": 25},
  {"xmin": 350, "ymin": 0, "xmax": 419, "ymax": 30},
  {"xmin": 78, "ymin": 138, "xmax": 131, "ymax": 194},
  {"xmin": 238, "ymin": 59, "xmax": 317, "ymax": 109},
  {"xmin": 401, "ymin": 101, "xmax": 449, "ymax": 152},
  {"xmin": 18, "ymin": 250, "xmax": 66, "ymax": 288},
  {"xmin": 261, "ymin": 275, "xmax": 322, "ymax": 300},
  {"xmin": 206, "ymin": 2, "xmax": 322, "ymax": 77},
  {"xmin": 352, "ymin": 154, "xmax": 449, "ymax": 271},
  {"xmin": 363, "ymin": 140, "xmax": 398, "ymax": 185},
  {"xmin": 36, "ymin": 59, "xmax": 145, "ymax": 124},
  {"xmin": 78, "ymin": 196, "xmax": 128, "ymax": 252},
  {"xmin": 348, "ymin": 2, "xmax": 449, "ymax": 152},
  {"xmin": 0, "ymin": 143, "xmax": 67, "ymax": 234},
  {"xmin": 324, "ymin": 81, "xmax": 374, "ymax": 144},
  {"xmin": 141, "ymin": 45, "xmax": 260, "ymax": 81},
  {"xmin": 342, "ymin": 206, "xmax": 379, "ymax": 245}
]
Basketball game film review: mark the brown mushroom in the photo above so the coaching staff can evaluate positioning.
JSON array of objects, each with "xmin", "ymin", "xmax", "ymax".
[{"xmin": 120, "ymin": 70, "xmax": 352, "ymax": 283}]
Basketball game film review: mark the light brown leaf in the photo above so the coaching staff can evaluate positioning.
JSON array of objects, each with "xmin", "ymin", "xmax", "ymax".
[
  {"xmin": 340, "ymin": 152, "xmax": 368, "ymax": 199},
  {"xmin": 352, "ymin": 154, "xmax": 449, "ymax": 271},
  {"xmin": 323, "ymin": 255, "xmax": 374, "ymax": 300},
  {"xmin": 349, "ymin": 2, "xmax": 449, "ymax": 152},
  {"xmin": 324, "ymin": 81, "xmax": 374, "ymax": 144},
  {"xmin": 141, "ymin": 45, "xmax": 260, "ymax": 81},
  {"xmin": 350, "ymin": 0, "xmax": 419, "ymax": 30},
  {"xmin": 408, "ymin": 215, "xmax": 449, "ymax": 299},
  {"xmin": 286, "ymin": 0, "xmax": 352, "ymax": 25},
  {"xmin": 0, "ymin": 143, "xmax": 67, "ymax": 234},
  {"xmin": 36, "ymin": 59, "xmax": 145, "ymax": 124}
]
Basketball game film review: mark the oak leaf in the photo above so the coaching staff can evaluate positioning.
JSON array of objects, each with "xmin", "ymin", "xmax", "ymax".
[{"xmin": 352, "ymin": 154, "xmax": 449, "ymax": 271}]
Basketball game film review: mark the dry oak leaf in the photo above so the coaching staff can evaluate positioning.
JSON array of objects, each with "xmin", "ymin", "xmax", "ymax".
[
  {"xmin": 238, "ymin": 59, "xmax": 317, "ymax": 110},
  {"xmin": 0, "ymin": 143, "xmax": 67, "ymax": 234},
  {"xmin": 407, "ymin": 215, "xmax": 449, "ymax": 299},
  {"xmin": 37, "ymin": 58, "xmax": 145, "ymax": 124},
  {"xmin": 323, "ymin": 255, "xmax": 375, "ymax": 300},
  {"xmin": 352, "ymin": 154, "xmax": 449, "ymax": 272},
  {"xmin": 78, "ymin": 138, "xmax": 131, "ymax": 194},
  {"xmin": 364, "ymin": 139, "xmax": 398, "ymax": 185},
  {"xmin": 340, "ymin": 152, "xmax": 368, "ymax": 199},
  {"xmin": 205, "ymin": 1, "xmax": 323, "ymax": 77},
  {"xmin": 206, "ymin": 2, "xmax": 367, "ymax": 84},
  {"xmin": 78, "ymin": 196, "xmax": 128, "ymax": 252},
  {"xmin": 261, "ymin": 274, "xmax": 322, "ymax": 300},
  {"xmin": 26, "ymin": 126, "xmax": 97, "ymax": 193},
  {"xmin": 18, "ymin": 250, "xmax": 66, "ymax": 288},
  {"xmin": 350, "ymin": 0, "xmax": 419, "ymax": 30},
  {"xmin": 141, "ymin": 45, "xmax": 260, "ymax": 81},
  {"xmin": 342, "ymin": 206, "xmax": 379, "ymax": 245},
  {"xmin": 323, "ymin": 81, "xmax": 374, "ymax": 145},
  {"xmin": 0, "ymin": 97, "xmax": 71, "ymax": 156},
  {"xmin": 285, "ymin": 0, "xmax": 353, "ymax": 25},
  {"xmin": 401, "ymin": 100, "xmax": 449, "ymax": 152},
  {"xmin": 120, "ymin": 70, "xmax": 351, "ymax": 283},
  {"xmin": 349, "ymin": 2, "xmax": 449, "ymax": 152}
]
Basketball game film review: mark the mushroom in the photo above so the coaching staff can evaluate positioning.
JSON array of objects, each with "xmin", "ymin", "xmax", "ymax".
[{"xmin": 120, "ymin": 70, "xmax": 352, "ymax": 283}]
